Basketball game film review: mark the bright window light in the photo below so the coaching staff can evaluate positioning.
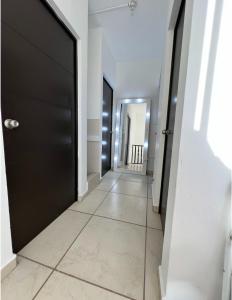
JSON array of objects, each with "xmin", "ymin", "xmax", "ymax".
[
  {"xmin": 124, "ymin": 99, "xmax": 131, "ymax": 103},
  {"xmin": 115, "ymin": 141, "xmax": 119, "ymax": 146},
  {"xmin": 101, "ymin": 155, "xmax": 107, "ymax": 160},
  {"xmin": 102, "ymin": 141, "xmax": 107, "ymax": 146},
  {"xmin": 144, "ymin": 142, "xmax": 148, "ymax": 149},
  {"xmin": 114, "ymin": 156, "xmax": 118, "ymax": 162},
  {"xmin": 116, "ymin": 112, "xmax": 120, "ymax": 117},
  {"xmin": 102, "ymin": 127, "xmax": 108, "ymax": 132},
  {"xmin": 102, "ymin": 112, "xmax": 109, "ymax": 117},
  {"xmin": 137, "ymin": 98, "xmax": 144, "ymax": 103},
  {"xmin": 115, "ymin": 127, "xmax": 119, "ymax": 132},
  {"xmin": 194, "ymin": 0, "xmax": 216, "ymax": 131}
]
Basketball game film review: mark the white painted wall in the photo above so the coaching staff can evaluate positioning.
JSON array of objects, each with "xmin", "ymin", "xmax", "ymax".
[
  {"xmin": 0, "ymin": 0, "xmax": 88, "ymax": 270},
  {"xmin": 157, "ymin": 0, "xmax": 232, "ymax": 299},
  {"xmin": 87, "ymin": 27, "xmax": 116, "ymax": 175},
  {"xmin": 115, "ymin": 60, "xmax": 160, "ymax": 172},
  {"xmin": 87, "ymin": 28, "xmax": 103, "ymax": 120}
]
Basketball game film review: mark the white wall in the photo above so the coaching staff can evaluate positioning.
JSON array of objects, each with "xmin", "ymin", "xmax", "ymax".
[
  {"xmin": 0, "ymin": 0, "xmax": 88, "ymax": 270},
  {"xmin": 157, "ymin": 0, "xmax": 232, "ymax": 299},
  {"xmin": 87, "ymin": 28, "xmax": 103, "ymax": 120},
  {"xmin": 115, "ymin": 60, "xmax": 160, "ymax": 172}
]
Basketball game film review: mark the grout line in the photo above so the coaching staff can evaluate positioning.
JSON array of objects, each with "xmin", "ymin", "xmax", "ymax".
[
  {"xmin": 68, "ymin": 208, "xmax": 162, "ymax": 231},
  {"xmin": 18, "ymin": 254, "xmax": 53, "ymax": 270},
  {"xmin": 32, "ymin": 269, "xmax": 55, "ymax": 299},
  {"xmin": 57, "ymin": 269, "xmax": 136, "ymax": 300}
]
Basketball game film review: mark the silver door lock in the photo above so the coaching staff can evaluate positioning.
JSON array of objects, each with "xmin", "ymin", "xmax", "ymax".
[{"xmin": 4, "ymin": 119, "xmax": 19, "ymax": 129}]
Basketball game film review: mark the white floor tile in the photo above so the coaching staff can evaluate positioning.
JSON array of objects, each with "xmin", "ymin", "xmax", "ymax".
[
  {"xmin": 145, "ymin": 228, "xmax": 163, "ymax": 300},
  {"xmin": 111, "ymin": 180, "xmax": 148, "ymax": 198},
  {"xmin": 1, "ymin": 257, "xmax": 51, "ymax": 300},
  {"xmin": 19, "ymin": 210, "xmax": 90, "ymax": 267},
  {"xmin": 57, "ymin": 216, "xmax": 145, "ymax": 300},
  {"xmin": 35, "ymin": 271, "xmax": 127, "ymax": 300},
  {"xmin": 96, "ymin": 178, "xmax": 119, "ymax": 192},
  {"xmin": 147, "ymin": 198, "xmax": 162, "ymax": 230},
  {"xmin": 69, "ymin": 190, "xmax": 108, "ymax": 214},
  {"xmin": 96, "ymin": 192, "xmax": 147, "ymax": 226},
  {"xmin": 119, "ymin": 173, "xmax": 148, "ymax": 183}
]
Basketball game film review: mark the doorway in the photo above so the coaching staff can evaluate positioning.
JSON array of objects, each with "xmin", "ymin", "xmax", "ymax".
[
  {"xmin": 1, "ymin": 0, "xmax": 77, "ymax": 252},
  {"xmin": 159, "ymin": 0, "xmax": 185, "ymax": 230},
  {"xmin": 114, "ymin": 98, "xmax": 150, "ymax": 175},
  {"xmin": 101, "ymin": 78, "xmax": 113, "ymax": 177}
]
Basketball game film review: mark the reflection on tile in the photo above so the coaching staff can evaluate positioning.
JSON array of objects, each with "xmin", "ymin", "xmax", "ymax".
[
  {"xmin": 147, "ymin": 198, "xmax": 162, "ymax": 230},
  {"xmin": 145, "ymin": 228, "xmax": 163, "ymax": 300},
  {"xmin": 19, "ymin": 210, "xmax": 90, "ymax": 267},
  {"xmin": 35, "ymin": 271, "xmax": 126, "ymax": 300},
  {"xmin": 1, "ymin": 257, "xmax": 51, "ymax": 300},
  {"xmin": 96, "ymin": 178, "xmax": 118, "ymax": 191},
  {"xmin": 96, "ymin": 192, "xmax": 147, "ymax": 226},
  {"xmin": 69, "ymin": 190, "xmax": 107, "ymax": 214},
  {"xmin": 57, "ymin": 216, "xmax": 145, "ymax": 300},
  {"xmin": 111, "ymin": 180, "xmax": 147, "ymax": 198},
  {"xmin": 119, "ymin": 173, "xmax": 148, "ymax": 183}
]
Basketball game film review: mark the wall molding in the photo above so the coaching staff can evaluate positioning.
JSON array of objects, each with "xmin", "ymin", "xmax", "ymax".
[{"xmin": 1, "ymin": 255, "xmax": 17, "ymax": 281}]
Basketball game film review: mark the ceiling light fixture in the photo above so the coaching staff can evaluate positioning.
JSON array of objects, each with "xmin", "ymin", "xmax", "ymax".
[
  {"xmin": 89, "ymin": 0, "xmax": 138, "ymax": 16},
  {"xmin": 128, "ymin": 0, "xmax": 138, "ymax": 13}
]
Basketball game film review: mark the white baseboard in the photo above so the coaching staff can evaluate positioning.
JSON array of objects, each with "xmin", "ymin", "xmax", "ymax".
[
  {"xmin": 159, "ymin": 265, "xmax": 166, "ymax": 299},
  {"xmin": 1, "ymin": 255, "xmax": 17, "ymax": 281},
  {"xmin": 78, "ymin": 182, "xmax": 88, "ymax": 201}
]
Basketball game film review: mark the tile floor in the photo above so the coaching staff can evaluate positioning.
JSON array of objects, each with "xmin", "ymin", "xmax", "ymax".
[{"xmin": 1, "ymin": 171, "xmax": 163, "ymax": 300}]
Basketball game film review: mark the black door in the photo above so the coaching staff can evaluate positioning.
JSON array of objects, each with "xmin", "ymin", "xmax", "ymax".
[
  {"xmin": 102, "ymin": 78, "xmax": 113, "ymax": 177},
  {"xmin": 1, "ymin": 0, "xmax": 77, "ymax": 252},
  {"xmin": 159, "ymin": 1, "xmax": 185, "ymax": 230}
]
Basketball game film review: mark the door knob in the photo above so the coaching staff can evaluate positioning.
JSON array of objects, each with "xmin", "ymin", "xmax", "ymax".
[
  {"xmin": 4, "ymin": 119, "xmax": 19, "ymax": 129},
  {"xmin": 162, "ymin": 129, "xmax": 173, "ymax": 135}
]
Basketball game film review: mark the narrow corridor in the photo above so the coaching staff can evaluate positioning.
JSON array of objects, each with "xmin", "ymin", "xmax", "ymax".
[{"xmin": 2, "ymin": 172, "xmax": 163, "ymax": 300}]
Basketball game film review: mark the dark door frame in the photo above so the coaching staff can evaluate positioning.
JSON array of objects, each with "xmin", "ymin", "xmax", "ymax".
[
  {"xmin": 159, "ymin": 0, "xmax": 185, "ymax": 228},
  {"xmin": 102, "ymin": 77, "xmax": 113, "ymax": 176}
]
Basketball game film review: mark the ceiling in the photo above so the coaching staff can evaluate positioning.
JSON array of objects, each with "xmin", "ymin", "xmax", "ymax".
[{"xmin": 88, "ymin": 0, "xmax": 170, "ymax": 62}]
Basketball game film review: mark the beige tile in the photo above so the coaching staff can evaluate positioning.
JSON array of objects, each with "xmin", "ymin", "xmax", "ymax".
[
  {"xmin": 145, "ymin": 228, "xmax": 163, "ymax": 300},
  {"xmin": 120, "ymin": 173, "xmax": 148, "ymax": 183},
  {"xmin": 69, "ymin": 190, "xmax": 108, "ymax": 214},
  {"xmin": 148, "ymin": 184, "xmax": 152, "ymax": 198},
  {"xmin": 19, "ymin": 210, "xmax": 90, "ymax": 267},
  {"xmin": 103, "ymin": 171, "xmax": 121, "ymax": 180},
  {"xmin": 147, "ymin": 198, "xmax": 162, "ymax": 230},
  {"xmin": 1, "ymin": 257, "xmax": 51, "ymax": 300},
  {"xmin": 35, "ymin": 271, "xmax": 126, "ymax": 300},
  {"xmin": 57, "ymin": 216, "xmax": 145, "ymax": 300},
  {"xmin": 96, "ymin": 178, "xmax": 118, "ymax": 191},
  {"xmin": 111, "ymin": 180, "xmax": 148, "ymax": 198},
  {"xmin": 96, "ymin": 192, "xmax": 147, "ymax": 226}
]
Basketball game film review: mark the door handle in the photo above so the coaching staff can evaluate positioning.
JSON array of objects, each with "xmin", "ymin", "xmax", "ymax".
[
  {"xmin": 162, "ymin": 129, "xmax": 173, "ymax": 135},
  {"xmin": 4, "ymin": 119, "xmax": 19, "ymax": 129}
]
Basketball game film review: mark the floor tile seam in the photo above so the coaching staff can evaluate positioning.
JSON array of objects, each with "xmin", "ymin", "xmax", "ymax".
[
  {"xmin": 56, "ymin": 269, "xmax": 137, "ymax": 300},
  {"xmin": 18, "ymin": 255, "xmax": 134, "ymax": 300},
  {"xmin": 143, "ymin": 182, "xmax": 149, "ymax": 300},
  {"xmin": 110, "ymin": 191, "xmax": 148, "ymax": 199},
  {"xmin": 67, "ymin": 208, "xmax": 162, "ymax": 231}
]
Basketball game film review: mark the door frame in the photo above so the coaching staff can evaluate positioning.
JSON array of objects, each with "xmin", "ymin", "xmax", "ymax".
[
  {"xmin": 101, "ymin": 77, "xmax": 113, "ymax": 177},
  {"xmin": 155, "ymin": 0, "xmax": 194, "ymax": 296},
  {"xmin": 113, "ymin": 98, "xmax": 151, "ymax": 176},
  {"xmin": 45, "ymin": 0, "xmax": 79, "ymax": 198}
]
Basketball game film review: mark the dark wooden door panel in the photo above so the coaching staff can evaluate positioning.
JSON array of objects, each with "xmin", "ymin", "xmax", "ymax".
[
  {"xmin": 102, "ymin": 79, "xmax": 113, "ymax": 177},
  {"xmin": 159, "ymin": 1, "xmax": 185, "ymax": 230},
  {"xmin": 2, "ymin": 0, "xmax": 74, "ymax": 74},
  {"xmin": 1, "ymin": 0, "xmax": 77, "ymax": 252}
]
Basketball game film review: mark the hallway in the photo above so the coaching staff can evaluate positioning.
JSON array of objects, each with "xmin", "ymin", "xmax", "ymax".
[{"xmin": 2, "ymin": 172, "xmax": 163, "ymax": 300}]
